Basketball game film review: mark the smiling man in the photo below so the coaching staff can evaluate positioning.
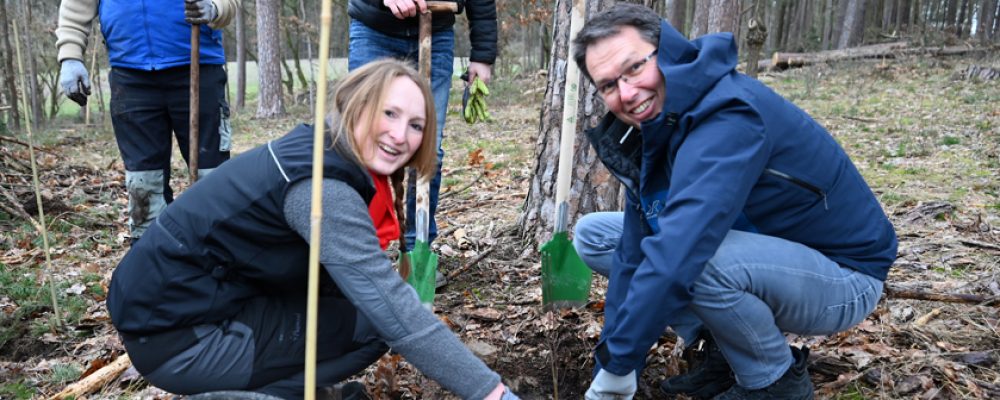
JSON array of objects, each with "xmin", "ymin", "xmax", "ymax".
[{"xmin": 572, "ymin": 4, "xmax": 898, "ymax": 400}]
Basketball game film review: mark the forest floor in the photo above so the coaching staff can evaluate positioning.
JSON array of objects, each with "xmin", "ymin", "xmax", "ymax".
[{"xmin": 1, "ymin": 52, "xmax": 999, "ymax": 399}]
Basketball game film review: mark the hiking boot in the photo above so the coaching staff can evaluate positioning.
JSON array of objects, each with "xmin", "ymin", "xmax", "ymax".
[
  {"xmin": 660, "ymin": 334, "xmax": 735, "ymax": 399},
  {"xmin": 317, "ymin": 381, "xmax": 370, "ymax": 400},
  {"xmin": 712, "ymin": 346, "xmax": 814, "ymax": 400}
]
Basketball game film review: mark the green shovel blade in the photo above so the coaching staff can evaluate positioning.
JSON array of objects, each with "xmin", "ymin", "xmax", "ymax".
[
  {"xmin": 406, "ymin": 240, "xmax": 438, "ymax": 306},
  {"xmin": 540, "ymin": 231, "xmax": 593, "ymax": 309}
]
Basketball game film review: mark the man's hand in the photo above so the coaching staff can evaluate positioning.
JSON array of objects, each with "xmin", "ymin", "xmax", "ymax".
[
  {"xmin": 585, "ymin": 369, "xmax": 637, "ymax": 400},
  {"xmin": 59, "ymin": 59, "xmax": 91, "ymax": 107},
  {"xmin": 185, "ymin": 0, "xmax": 218, "ymax": 24},
  {"xmin": 383, "ymin": 0, "xmax": 427, "ymax": 19},
  {"xmin": 466, "ymin": 61, "xmax": 492, "ymax": 85}
]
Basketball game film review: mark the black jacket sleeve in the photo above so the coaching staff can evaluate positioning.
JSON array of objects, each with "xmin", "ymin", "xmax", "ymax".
[{"xmin": 464, "ymin": 0, "xmax": 498, "ymax": 64}]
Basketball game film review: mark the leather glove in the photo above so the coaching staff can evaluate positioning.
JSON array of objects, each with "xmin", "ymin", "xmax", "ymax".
[
  {"xmin": 585, "ymin": 369, "xmax": 637, "ymax": 400},
  {"xmin": 185, "ymin": 0, "xmax": 217, "ymax": 24},
  {"xmin": 59, "ymin": 59, "xmax": 91, "ymax": 107}
]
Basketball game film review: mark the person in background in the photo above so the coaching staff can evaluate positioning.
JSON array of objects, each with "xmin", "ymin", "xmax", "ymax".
[
  {"xmin": 347, "ymin": 0, "xmax": 497, "ymax": 286},
  {"xmin": 56, "ymin": 0, "xmax": 239, "ymax": 243},
  {"xmin": 572, "ymin": 4, "xmax": 897, "ymax": 399},
  {"xmin": 106, "ymin": 59, "xmax": 518, "ymax": 400}
]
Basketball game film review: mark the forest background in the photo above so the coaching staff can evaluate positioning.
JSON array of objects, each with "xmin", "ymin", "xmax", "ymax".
[{"xmin": 0, "ymin": 0, "xmax": 998, "ymax": 398}]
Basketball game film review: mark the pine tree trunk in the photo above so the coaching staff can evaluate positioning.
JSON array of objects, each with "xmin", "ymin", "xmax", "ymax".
[
  {"xmin": 256, "ymin": 0, "xmax": 285, "ymax": 118},
  {"xmin": 708, "ymin": 0, "xmax": 740, "ymax": 34},
  {"xmin": 745, "ymin": 0, "xmax": 767, "ymax": 78},
  {"xmin": 822, "ymin": 0, "xmax": 836, "ymax": 50},
  {"xmin": 19, "ymin": 2, "xmax": 41, "ymax": 128},
  {"xmin": 980, "ymin": 0, "xmax": 997, "ymax": 43},
  {"xmin": 838, "ymin": 0, "xmax": 867, "ymax": 48},
  {"xmin": 519, "ymin": 0, "xmax": 626, "ymax": 245},
  {"xmin": 666, "ymin": 0, "xmax": 687, "ymax": 35},
  {"xmin": 691, "ymin": 0, "xmax": 711, "ymax": 37}
]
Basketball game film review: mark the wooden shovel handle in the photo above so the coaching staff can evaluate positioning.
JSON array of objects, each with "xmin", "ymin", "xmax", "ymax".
[
  {"xmin": 189, "ymin": 24, "xmax": 200, "ymax": 184},
  {"xmin": 425, "ymin": 1, "xmax": 458, "ymax": 13}
]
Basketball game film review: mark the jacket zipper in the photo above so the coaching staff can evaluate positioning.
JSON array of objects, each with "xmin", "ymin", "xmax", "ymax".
[{"xmin": 764, "ymin": 168, "xmax": 828, "ymax": 210}]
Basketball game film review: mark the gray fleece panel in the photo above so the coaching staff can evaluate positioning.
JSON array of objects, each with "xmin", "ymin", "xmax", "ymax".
[{"xmin": 283, "ymin": 179, "xmax": 500, "ymax": 399}]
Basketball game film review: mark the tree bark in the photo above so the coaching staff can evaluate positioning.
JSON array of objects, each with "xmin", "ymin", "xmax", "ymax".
[
  {"xmin": 708, "ymin": 0, "xmax": 740, "ymax": 34},
  {"xmin": 0, "ymin": 0, "xmax": 21, "ymax": 131},
  {"xmin": 745, "ymin": 0, "xmax": 767, "ymax": 78},
  {"xmin": 256, "ymin": 0, "xmax": 285, "ymax": 118},
  {"xmin": 519, "ymin": 0, "xmax": 625, "ymax": 245},
  {"xmin": 838, "ymin": 0, "xmax": 867, "ymax": 48},
  {"xmin": 691, "ymin": 0, "xmax": 711, "ymax": 37},
  {"xmin": 822, "ymin": 0, "xmax": 836, "ymax": 50},
  {"xmin": 980, "ymin": 0, "xmax": 998, "ymax": 43},
  {"xmin": 19, "ymin": 1, "xmax": 41, "ymax": 129},
  {"xmin": 235, "ymin": 3, "xmax": 247, "ymax": 111},
  {"xmin": 666, "ymin": 0, "xmax": 687, "ymax": 35}
]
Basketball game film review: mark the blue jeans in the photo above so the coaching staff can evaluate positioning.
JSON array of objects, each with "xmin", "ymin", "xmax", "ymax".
[
  {"xmin": 348, "ymin": 20, "xmax": 454, "ymax": 250},
  {"xmin": 574, "ymin": 212, "xmax": 883, "ymax": 389}
]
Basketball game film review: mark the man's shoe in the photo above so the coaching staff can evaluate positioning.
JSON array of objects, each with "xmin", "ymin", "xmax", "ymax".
[
  {"xmin": 712, "ymin": 346, "xmax": 814, "ymax": 400},
  {"xmin": 660, "ymin": 334, "xmax": 736, "ymax": 399}
]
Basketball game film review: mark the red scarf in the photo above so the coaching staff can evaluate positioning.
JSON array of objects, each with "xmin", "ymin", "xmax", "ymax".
[{"xmin": 367, "ymin": 171, "xmax": 400, "ymax": 250}]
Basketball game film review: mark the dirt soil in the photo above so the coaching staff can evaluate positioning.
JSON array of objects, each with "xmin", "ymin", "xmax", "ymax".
[{"xmin": 1, "ymin": 53, "xmax": 999, "ymax": 399}]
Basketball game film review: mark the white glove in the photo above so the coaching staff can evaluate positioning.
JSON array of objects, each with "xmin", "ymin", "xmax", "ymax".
[
  {"xmin": 184, "ymin": 0, "xmax": 218, "ymax": 24},
  {"xmin": 585, "ymin": 369, "xmax": 637, "ymax": 400},
  {"xmin": 59, "ymin": 59, "xmax": 91, "ymax": 106}
]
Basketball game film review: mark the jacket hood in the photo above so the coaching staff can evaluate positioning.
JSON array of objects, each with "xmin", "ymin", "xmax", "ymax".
[{"xmin": 656, "ymin": 20, "xmax": 738, "ymax": 116}]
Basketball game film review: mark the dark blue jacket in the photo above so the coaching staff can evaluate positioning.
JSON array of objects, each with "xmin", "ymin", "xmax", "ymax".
[
  {"xmin": 108, "ymin": 125, "xmax": 374, "ymax": 334},
  {"xmin": 99, "ymin": 0, "xmax": 226, "ymax": 69},
  {"xmin": 591, "ymin": 21, "xmax": 897, "ymax": 375}
]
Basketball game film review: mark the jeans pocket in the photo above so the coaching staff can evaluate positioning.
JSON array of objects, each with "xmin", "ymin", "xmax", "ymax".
[{"xmin": 218, "ymin": 105, "xmax": 232, "ymax": 152}]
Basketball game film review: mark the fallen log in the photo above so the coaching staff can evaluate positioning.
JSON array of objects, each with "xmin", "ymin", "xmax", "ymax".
[
  {"xmin": 48, "ymin": 354, "xmax": 131, "ymax": 400},
  {"xmin": 765, "ymin": 41, "xmax": 909, "ymax": 70},
  {"xmin": 759, "ymin": 42, "xmax": 998, "ymax": 72}
]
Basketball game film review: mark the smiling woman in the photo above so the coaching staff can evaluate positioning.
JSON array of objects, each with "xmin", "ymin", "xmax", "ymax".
[{"xmin": 103, "ymin": 59, "xmax": 519, "ymax": 399}]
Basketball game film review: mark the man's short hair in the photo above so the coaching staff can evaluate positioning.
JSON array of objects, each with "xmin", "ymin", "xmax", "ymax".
[{"xmin": 572, "ymin": 3, "xmax": 661, "ymax": 82}]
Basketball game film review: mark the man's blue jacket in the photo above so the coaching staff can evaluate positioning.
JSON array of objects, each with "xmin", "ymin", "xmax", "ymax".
[
  {"xmin": 587, "ymin": 20, "xmax": 898, "ymax": 376},
  {"xmin": 100, "ymin": 0, "xmax": 225, "ymax": 70}
]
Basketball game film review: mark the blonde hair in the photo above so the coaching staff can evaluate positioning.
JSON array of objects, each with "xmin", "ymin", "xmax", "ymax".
[{"xmin": 329, "ymin": 58, "xmax": 438, "ymax": 179}]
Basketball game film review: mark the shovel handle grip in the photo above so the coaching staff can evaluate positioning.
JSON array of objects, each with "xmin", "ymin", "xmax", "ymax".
[{"xmin": 425, "ymin": 1, "xmax": 458, "ymax": 13}]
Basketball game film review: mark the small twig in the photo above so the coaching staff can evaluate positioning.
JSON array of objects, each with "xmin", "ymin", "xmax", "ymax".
[
  {"xmin": 913, "ymin": 307, "xmax": 942, "ymax": 326},
  {"xmin": 446, "ymin": 246, "xmax": 495, "ymax": 280},
  {"xmin": 0, "ymin": 176, "xmax": 43, "ymax": 232},
  {"xmin": 886, "ymin": 284, "xmax": 997, "ymax": 306},
  {"xmin": 959, "ymin": 239, "xmax": 1000, "ymax": 251},
  {"xmin": 0, "ymin": 135, "xmax": 55, "ymax": 154},
  {"xmin": 841, "ymin": 115, "xmax": 879, "ymax": 123},
  {"xmin": 439, "ymin": 168, "xmax": 486, "ymax": 200}
]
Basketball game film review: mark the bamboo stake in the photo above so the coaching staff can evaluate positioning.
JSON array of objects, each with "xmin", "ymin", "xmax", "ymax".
[
  {"xmin": 12, "ymin": 18, "xmax": 61, "ymax": 328},
  {"xmin": 305, "ymin": 0, "xmax": 334, "ymax": 397}
]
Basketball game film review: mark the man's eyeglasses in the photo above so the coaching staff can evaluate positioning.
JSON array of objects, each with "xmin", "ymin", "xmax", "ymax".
[{"xmin": 595, "ymin": 50, "xmax": 658, "ymax": 97}]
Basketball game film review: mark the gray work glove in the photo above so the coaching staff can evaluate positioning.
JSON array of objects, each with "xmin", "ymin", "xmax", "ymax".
[
  {"xmin": 184, "ymin": 0, "xmax": 217, "ymax": 24},
  {"xmin": 585, "ymin": 369, "xmax": 637, "ymax": 400},
  {"xmin": 59, "ymin": 59, "xmax": 91, "ymax": 107}
]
